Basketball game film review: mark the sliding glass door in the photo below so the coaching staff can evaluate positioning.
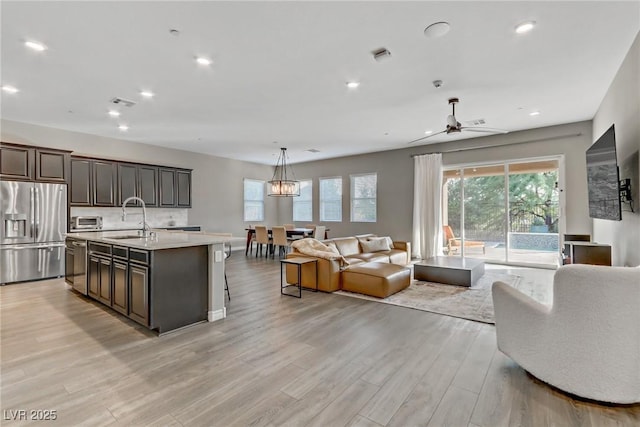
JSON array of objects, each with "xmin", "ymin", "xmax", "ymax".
[
  {"xmin": 444, "ymin": 158, "xmax": 561, "ymax": 267},
  {"xmin": 507, "ymin": 160, "xmax": 560, "ymax": 265}
]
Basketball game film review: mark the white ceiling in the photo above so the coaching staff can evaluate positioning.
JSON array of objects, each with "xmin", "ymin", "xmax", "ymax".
[{"xmin": 1, "ymin": 1, "xmax": 638, "ymax": 165}]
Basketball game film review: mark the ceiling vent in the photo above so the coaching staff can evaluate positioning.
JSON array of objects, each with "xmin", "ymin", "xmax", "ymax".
[
  {"xmin": 110, "ymin": 97, "xmax": 137, "ymax": 107},
  {"xmin": 306, "ymin": 148, "xmax": 320, "ymax": 153},
  {"xmin": 464, "ymin": 118, "xmax": 486, "ymax": 126},
  {"xmin": 372, "ymin": 48, "xmax": 391, "ymax": 62}
]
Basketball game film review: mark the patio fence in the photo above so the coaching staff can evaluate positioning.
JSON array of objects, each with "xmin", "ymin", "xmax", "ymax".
[{"xmin": 448, "ymin": 201, "xmax": 559, "ymax": 242}]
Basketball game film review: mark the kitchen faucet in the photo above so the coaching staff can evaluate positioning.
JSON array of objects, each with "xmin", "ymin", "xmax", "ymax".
[{"xmin": 121, "ymin": 196, "xmax": 151, "ymax": 237}]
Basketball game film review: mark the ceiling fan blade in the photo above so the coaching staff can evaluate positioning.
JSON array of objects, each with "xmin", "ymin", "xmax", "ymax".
[
  {"xmin": 460, "ymin": 126, "xmax": 509, "ymax": 134},
  {"xmin": 406, "ymin": 129, "xmax": 447, "ymax": 145}
]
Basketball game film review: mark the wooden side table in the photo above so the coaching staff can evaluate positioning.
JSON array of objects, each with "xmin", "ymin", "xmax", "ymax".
[{"xmin": 280, "ymin": 257, "xmax": 318, "ymax": 298}]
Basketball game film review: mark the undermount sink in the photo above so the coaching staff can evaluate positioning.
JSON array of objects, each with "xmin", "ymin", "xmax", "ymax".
[{"xmin": 107, "ymin": 235, "xmax": 146, "ymax": 240}]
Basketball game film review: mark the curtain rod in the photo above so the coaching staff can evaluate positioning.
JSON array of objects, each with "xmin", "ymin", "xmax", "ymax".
[{"xmin": 410, "ymin": 132, "xmax": 583, "ymax": 157}]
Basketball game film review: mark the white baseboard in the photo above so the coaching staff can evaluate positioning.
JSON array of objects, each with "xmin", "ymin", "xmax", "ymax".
[{"xmin": 208, "ymin": 308, "xmax": 226, "ymax": 322}]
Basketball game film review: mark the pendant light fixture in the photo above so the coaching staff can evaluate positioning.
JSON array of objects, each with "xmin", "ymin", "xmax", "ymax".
[{"xmin": 268, "ymin": 147, "xmax": 300, "ymax": 197}]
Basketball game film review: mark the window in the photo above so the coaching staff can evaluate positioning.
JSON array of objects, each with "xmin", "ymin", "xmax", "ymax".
[
  {"xmin": 351, "ymin": 173, "xmax": 377, "ymax": 222},
  {"xmin": 319, "ymin": 177, "xmax": 342, "ymax": 222},
  {"xmin": 293, "ymin": 180, "xmax": 313, "ymax": 222},
  {"xmin": 243, "ymin": 179, "xmax": 264, "ymax": 222}
]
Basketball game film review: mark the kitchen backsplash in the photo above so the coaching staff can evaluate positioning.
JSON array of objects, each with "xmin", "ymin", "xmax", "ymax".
[{"xmin": 71, "ymin": 207, "xmax": 189, "ymax": 230}]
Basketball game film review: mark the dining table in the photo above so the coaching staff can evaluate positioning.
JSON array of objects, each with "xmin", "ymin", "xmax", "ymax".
[{"xmin": 244, "ymin": 227, "xmax": 329, "ymax": 255}]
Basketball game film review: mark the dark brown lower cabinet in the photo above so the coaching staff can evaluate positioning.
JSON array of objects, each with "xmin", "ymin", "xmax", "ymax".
[
  {"xmin": 129, "ymin": 264, "xmax": 149, "ymax": 326},
  {"xmin": 88, "ymin": 254, "xmax": 112, "ymax": 306},
  {"xmin": 112, "ymin": 260, "xmax": 129, "ymax": 315},
  {"xmin": 65, "ymin": 244, "xmax": 74, "ymax": 285},
  {"xmin": 97, "ymin": 258, "xmax": 112, "ymax": 306},
  {"xmin": 88, "ymin": 255, "xmax": 100, "ymax": 299}
]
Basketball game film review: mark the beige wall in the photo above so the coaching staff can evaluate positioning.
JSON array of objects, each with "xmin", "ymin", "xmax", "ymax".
[
  {"xmin": 592, "ymin": 31, "xmax": 640, "ymax": 267},
  {"xmin": 280, "ymin": 121, "xmax": 593, "ymax": 244},
  {"xmin": 1, "ymin": 119, "xmax": 276, "ymax": 244}
]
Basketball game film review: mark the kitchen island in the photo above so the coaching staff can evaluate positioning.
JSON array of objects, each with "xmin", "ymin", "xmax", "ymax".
[{"xmin": 69, "ymin": 230, "xmax": 232, "ymax": 334}]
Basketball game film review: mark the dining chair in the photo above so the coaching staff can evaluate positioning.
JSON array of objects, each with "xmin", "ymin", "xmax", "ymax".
[
  {"xmin": 283, "ymin": 224, "xmax": 295, "ymax": 230},
  {"xmin": 203, "ymin": 232, "xmax": 233, "ymax": 300},
  {"xmin": 254, "ymin": 225, "xmax": 272, "ymax": 257},
  {"xmin": 305, "ymin": 224, "xmax": 317, "ymax": 230},
  {"xmin": 247, "ymin": 224, "xmax": 258, "ymax": 255},
  {"xmin": 271, "ymin": 226, "xmax": 290, "ymax": 258},
  {"xmin": 314, "ymin": 225, "xmax": 326, "ymax": 240}
]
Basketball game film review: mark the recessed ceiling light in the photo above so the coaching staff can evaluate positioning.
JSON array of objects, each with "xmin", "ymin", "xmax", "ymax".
[
  {"xmin": 529, "ymin": 111, "xmax": 541, "ymax": 116},
  {"xmin": 346, "ymin": 81, "xmax": 360, "ymax": 89},
  {"xmin": 140, "ymin": 91, "xmax": 154, "ymax": 98},
  {"xmin": 424, "ymin": 22, "xmax": 451, "ymax": 38},
  {"xmin": 515, "ymin": 21, "xmax": 536, "ymax": 34},
  {"xmin": 1, "ymin": 85, "xmax": 19, "ymax": 94},
  {"xmin": 108, "ymin": 110, "xmax": 120, "ymax": 117},
  {"xmin": 196, "ymin": 57, "xmax": 211, "ymax": 66},
  {"xmin": 118, "ymin": 124, "xmax": 129, "ymax": 131},
  {"xmin": 25, "ymin": 40, "xmax": 47, "ymax": 51},
  {"xmin": 424, "ymin": 130, "xmax": 433, "ymax": 135}
]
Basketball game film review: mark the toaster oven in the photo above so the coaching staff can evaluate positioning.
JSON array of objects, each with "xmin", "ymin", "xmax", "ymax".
[{"xmin": 70, "ymin": 216, "xmax": 103, "ymax": 231}]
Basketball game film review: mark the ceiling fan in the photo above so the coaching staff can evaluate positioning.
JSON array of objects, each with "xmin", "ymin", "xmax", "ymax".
[{"xmin": 407, "ymin": 97, "xmax": 508, "ymax": 145}]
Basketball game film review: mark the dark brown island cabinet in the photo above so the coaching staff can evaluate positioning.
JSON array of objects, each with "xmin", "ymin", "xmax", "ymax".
[
  {"xmin": 86, "ymin": 241, "xmax": 207, "ymax": 333},
  {"xmin": 70, "ymin": 156, "xmax": 190, "ymax": 208},
  {"xmin": 1, "ymin": 142, "xmax": 70, "ymax": 182}
]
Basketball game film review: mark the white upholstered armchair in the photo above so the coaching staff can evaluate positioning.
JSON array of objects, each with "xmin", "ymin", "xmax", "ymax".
[{"xmin": 492, "ymin": 264, "xmax": 640, "ymax": 404}]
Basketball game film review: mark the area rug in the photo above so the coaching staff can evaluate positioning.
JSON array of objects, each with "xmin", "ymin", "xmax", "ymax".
[{"xmin": 335, "ymin": 272, "xmax": 551, "ymax": 324}]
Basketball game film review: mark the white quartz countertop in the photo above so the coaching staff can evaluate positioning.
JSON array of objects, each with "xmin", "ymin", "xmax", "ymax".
[{"xmin": 67, "ymin": 230, "xmax": 242, "ymax": 250}]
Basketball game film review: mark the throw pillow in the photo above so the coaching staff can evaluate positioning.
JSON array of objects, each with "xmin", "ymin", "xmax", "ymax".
[{"xmin": 360, "ymin": 237, "xmax": 391, "ymax": 253}]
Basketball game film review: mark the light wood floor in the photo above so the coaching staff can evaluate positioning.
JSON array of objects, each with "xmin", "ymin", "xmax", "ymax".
[{"xmin": 1, "ymin": 253, "xmax": 639, "ymax": 426}]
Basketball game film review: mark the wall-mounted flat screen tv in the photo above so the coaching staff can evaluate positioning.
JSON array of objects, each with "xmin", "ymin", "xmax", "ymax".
[{"xmin": 586, "ymin": 124, "xmax": 621, "ymax": 221}]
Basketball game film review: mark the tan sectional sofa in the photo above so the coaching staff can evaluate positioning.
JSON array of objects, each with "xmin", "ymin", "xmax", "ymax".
[{"xmin": 285, "ymin": 234, "xmax": 411, "ymax": 293}]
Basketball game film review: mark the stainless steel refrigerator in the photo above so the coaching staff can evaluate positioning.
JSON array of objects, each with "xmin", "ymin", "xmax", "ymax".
[{"xmin": 1, "ymin": 180, "xmax": 67, "ymax": 284}]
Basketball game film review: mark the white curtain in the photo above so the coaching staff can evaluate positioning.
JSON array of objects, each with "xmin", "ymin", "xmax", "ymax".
[{"xmin": 412, "ymin": 153, "xmax": 443, "ymax": 260}]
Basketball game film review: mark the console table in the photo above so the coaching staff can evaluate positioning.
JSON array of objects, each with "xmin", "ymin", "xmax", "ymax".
[{"xmin": 562, "ymin": 241, "xmax": 612, "ymax": 266}]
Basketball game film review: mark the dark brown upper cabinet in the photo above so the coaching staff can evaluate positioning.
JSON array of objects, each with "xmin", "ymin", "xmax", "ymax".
[
  {"xmin": 1, "ymin": 144, "xmax": 34, "ymax": 180},
  {"xmin": 93, "ymin": 160, "xmax": 118, "ymax": 206},
  {"xmin": 68, "ymin": 154, "xmax": 190, "ymax": 208},
  {"xmin": 138, "ymin": 165, "xmax": 158, "ymax": 207},
  {"xmin": 176, "ymin": 169, "xmax": 192, "ymax": 207},
  {"xmin": 117, "ymin": 163, "xmax": 138, "ymax": 206},
  {"xmin": 70, "ymin": 158, "xmax": 92, "ymax": 206},
  {"xmin": 1, "ymin": 143, "xmax": 69, "ymax": 182},
  {"xmin": 35, "ymin": 149, "xmax": 69, "ymax": 182},
  {"xmin": 159, "ymin": 168, "xmax": 176, "ymax": 207}
]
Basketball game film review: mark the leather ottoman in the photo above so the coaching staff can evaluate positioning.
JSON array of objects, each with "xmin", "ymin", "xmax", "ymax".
[{"xmin": 341, "ymin": 262, "xmax": 411, "ymax": 298}]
